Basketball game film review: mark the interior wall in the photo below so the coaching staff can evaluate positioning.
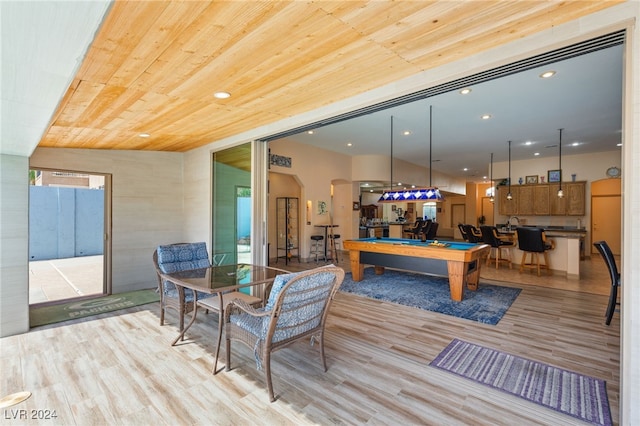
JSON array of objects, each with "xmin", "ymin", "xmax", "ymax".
[
  {"xmin": 267, "ymin": 139, "xmax": 353, "ymax": 258},
  {"xmin": 268, "ymin": 173, "xmax": 301, "ymax": 262},
  {"xmin": 29, "ymin": 147, "xmax": 185, "ymax": 292}
]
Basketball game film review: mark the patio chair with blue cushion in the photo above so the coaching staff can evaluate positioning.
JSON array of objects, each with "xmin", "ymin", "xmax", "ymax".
[
  {"xmin": 153, "ymin": 242, "xmax": 214, "ymax": 334},
  {"xmin": 224, "ymin": 265, "xmax": 345, "ymax": 402}
]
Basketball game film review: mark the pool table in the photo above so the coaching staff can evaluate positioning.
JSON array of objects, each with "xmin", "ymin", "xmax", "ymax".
[{"xmin": 343, "ymin": 237, "xmax": 490, "ymax": 301}]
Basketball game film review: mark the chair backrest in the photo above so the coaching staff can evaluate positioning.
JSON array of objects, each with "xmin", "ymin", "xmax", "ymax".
[
  {"xmin": 458, "ymin": 223, "xmax": 469, "ymax": 241},
  {"xmin": 426, "ymin": 222, "xmax": 439, "ymax": 240},
  {"xmin": 593, "ymin": 241, "xmax": 620, "ymax": 287},
  {"xmin": 421, "ymin": 220, "xmax": 432, "ymax": 236},
  {"xmin": 264, "ymin": 266, "xmax": 345, "ymax": 345},
  {"xmin": 410, "ymin": 219, "xmax": 424, "ymax": 235},
  {"xmin": 463, "ymin": 224, "xmax": 483, "ymax": 243},
  {"xmin": 154, "ymin": 242, "xmax": 211, "ymax": 293},
  {"xmin": 516, "ymin": 227, "xmax": 546, "ymax": 252},
  {"xmin": 480, "ymin": 225, "xmax": 501, "ymax": 247}
]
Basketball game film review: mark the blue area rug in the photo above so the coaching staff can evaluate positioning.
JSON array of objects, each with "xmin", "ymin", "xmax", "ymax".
[
  {"xmin": 431, "ymin": 339, "xmax": 612, "ymax": 425},
  {"xmin": 339, "ymin": 269, "xmax": 521, "ymax": 325}
]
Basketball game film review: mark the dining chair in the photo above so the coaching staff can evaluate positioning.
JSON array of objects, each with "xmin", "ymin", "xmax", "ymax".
[
  {"xmin": 404, "ymin": 219, "xmax": 424, "ymax": 239},
  {"xmin": 480, "ymin": 225, "xmax": 515, "ymax": 269},
  {"xmin": 224, "ymin": 265, "xmax": 345, "ymax": 402},
  {"xmin": 153, "ymin": 242, "xmax": 213, "ymax": 333},
  {"xmin": 516, "ymin": 227, "xmax": 554, "ymax": 276},
  {"xmin": 153, "ymin": 242, "xmax": 260, "ymax": 335},
  {"xmin": 464, "ymin": 224, "xmax": 483, "ymax": 243},
  {"xmin": 458, "ymin": 223, "xmax": 469, "ymax": 241},
  {"xmin": 425, "ymin": 221, "xmax": 439, "ymax": 240},
  {"xmin": 593, "ymin": 241, "xmax": 621, "ymax": 325}
]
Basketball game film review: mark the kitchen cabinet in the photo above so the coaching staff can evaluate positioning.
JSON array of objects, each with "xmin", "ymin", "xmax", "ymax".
[
  {"xmin": 499, "ymin": 181, "xmax": 585, "ymax": 216},
  {"xmin": 518, "ymin": 185, "xmax": 534, "ymax": 215},
  {"xmin": 498, "ymin": 186, "xmax": 518, "ymax": 216},
  {"xmin": 533, "ymin": 185, "xmax": 550, "ymax": 215}
]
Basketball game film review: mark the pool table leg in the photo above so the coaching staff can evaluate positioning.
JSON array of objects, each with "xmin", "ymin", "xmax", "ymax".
[
  {"xmin": 446, "ymin": 260, "xmax": 467, "ymax": 302},
  {"xmin": 349, "ymin": 250, "xmax": 364, "ymax": 281}
]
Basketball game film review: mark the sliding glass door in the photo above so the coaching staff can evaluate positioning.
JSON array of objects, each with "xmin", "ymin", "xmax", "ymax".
[{"xmin": 212, "ymin": 141, "xmax": 268, "ymax": 266}]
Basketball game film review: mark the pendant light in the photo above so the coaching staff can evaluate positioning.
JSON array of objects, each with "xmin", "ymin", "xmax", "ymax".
[
  {"xmin": 557, "ymin": 128, "xmax": 564, "ymax": 198},
  {"xmin": 378, "ymin": 116, "xmax": 396, "ymax": 202},
  {"xmin": 378, "ymin": 107, "xmax": 443, "ymax": 202},
  {"xmin": 489, "ymin": 152, "xmax": 495, "ymax": 203},
  {"xmin": 506, "ymin": 140, "xmax": 513, "ymax": 200}
]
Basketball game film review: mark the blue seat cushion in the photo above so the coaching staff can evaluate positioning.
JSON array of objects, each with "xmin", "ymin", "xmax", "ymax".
[
  {"xmin": 157, "ymin": 242, "xmax": 212, "ymax": 300},
  {"xmin": 157, "ymin": 242, "xmax": 210, "ymax": 273}
]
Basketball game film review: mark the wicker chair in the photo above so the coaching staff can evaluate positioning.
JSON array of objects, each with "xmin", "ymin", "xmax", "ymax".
[
  {"xmin": 224, "ymin": 266, "xmax": 345, "ymax": 402},
  {"xmin": 153, "ymin": 242, "xmax": 263, "ymax": 342},
  {"xmin": 153, "ymin": 242, "xmax": 213, "ymax": 333}
]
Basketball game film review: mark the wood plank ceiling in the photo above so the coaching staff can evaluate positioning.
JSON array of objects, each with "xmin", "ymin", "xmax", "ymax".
[{"xmin": 39, "ymin": 1, "xmax": 622, "ymax": 152}]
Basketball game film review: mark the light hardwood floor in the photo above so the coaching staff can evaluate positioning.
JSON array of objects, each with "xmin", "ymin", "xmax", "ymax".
[{"xmin": 2, "ymin": 255, "xmax": 619, "ymax": 425}]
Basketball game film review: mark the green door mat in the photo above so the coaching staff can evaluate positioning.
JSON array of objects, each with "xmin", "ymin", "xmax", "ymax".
[{"xmin": 30, "ymin": 289, "xmax": 160, "ymax": 327}]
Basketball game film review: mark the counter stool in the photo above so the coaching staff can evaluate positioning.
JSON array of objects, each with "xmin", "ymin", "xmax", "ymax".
[
  {"xmin": 516, "ymin": 227, "xmax": 554, "ymax": 276},
  {"xmin": 310, "ymin": 235, "xmax": 325, "ymax": 263},
  {"xmin": 328, "ymin": 234, "xmax": 341, "ymax": 262}
]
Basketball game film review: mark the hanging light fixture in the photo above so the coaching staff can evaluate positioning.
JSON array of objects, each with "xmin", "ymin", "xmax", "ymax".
[
  {"xmin": 557, "ymin": 128, "xmax": 564, "ymax": 198},
  {"xmin": 507, "ymin": 140, "xmax": 513, "ymax": 200},
  {"xmin": 378, "ymin": 106, "xmax": 443, "ymax": 202},
  {"xmin": 489, "ymin": 152, "xmax": 495, "ymax": 203},
  {"xmin": 378, "ymin": 116, "xmax": 397, "ymax": 202}
]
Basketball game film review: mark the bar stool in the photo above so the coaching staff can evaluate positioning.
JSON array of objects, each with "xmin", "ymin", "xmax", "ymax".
[
  {"xmin": 328, "ymin": 234, "xmax": 341, "ymax": 262},
  {"xmin": 310, "ymin": 235, "xmax": 325, "ymax": 263}
]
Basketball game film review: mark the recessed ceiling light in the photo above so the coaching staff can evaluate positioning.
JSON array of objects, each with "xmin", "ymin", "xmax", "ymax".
[
  {"xmin": 403, "ymin": 130, "xmax": 411, "ymax": 136},
  {"xmin": 347, "ymin": 142, "xmax": 352, "ymax": 147},
  {"xmin": 534, "ymin": 152, "xmax": 540, "ymax": 156},
  {"xmin": 138, "ymin": 133, "xmax": 150, "ymax": 138},
  {"xmin": 463, "ymin": 167, "xmax": 469, "ymax": 171},
  {"xmin": 571, "ymin": 142, "xmax": 579, "ymax": 146},
  {"xmin": 369, "ymin": 189, "xmax": 373, "ymax": 192},
  {"xmin": 617, "ymin": 143, "xmax": 622, "ymax": 147},
  {"xmin": 540, "ymin": 70, "xmax": 556, "ymax": 79},
  {"xmin": 213, "ymin": 91, "xmax": 231, "ymax": 99},
  {"xmin": 481, "ymin": 114, "xmax": 492, "ymax": 120},
  {"xmin": 460, "ymin": 88, "xmax": 472, "ymax": 95},
  {"xmin": 483, "ymin": 175, "xmax": 488, "ymax": 180},
  {"xmin": 525, "ymin": 141, "xmax": 533, "ymax": 146},
  {"xmin": 307, "ymin": 130, "xmax": 314, "ymax": 135}
]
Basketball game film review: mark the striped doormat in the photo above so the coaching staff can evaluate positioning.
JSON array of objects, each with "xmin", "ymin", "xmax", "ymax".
[{"xmin": 430, "ymin": 339, "xmax": 612, "ymax": 426}]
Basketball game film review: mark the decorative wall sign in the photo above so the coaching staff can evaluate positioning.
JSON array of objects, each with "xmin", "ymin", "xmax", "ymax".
[
  {"xmin": 269, "ymin": 154, "xmax": 291, "ymax": 168},
  {"xmin": 317, "ymin": 200, "xmax": 328, "ymax": 215}
]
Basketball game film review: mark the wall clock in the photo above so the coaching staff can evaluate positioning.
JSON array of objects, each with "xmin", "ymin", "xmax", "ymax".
[{"xmin": 606, "ymin": 166, "xmax": 621, "ymax": 178}]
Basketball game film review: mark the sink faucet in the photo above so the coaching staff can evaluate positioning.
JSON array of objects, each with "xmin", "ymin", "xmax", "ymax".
[{"xmin": 507, "ymin": 216, "xmax": 519, "ymax": 230}]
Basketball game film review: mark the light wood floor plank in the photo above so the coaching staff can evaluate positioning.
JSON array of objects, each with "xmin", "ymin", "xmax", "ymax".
[{"xmin": 1, "ymin": 257, "xmax": 619, "ymax": 425}]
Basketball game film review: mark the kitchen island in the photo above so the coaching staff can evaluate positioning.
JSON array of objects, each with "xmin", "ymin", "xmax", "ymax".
[{"xmin": 504, "ymin": 226, "xmax": 587, "ymax": 278}]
